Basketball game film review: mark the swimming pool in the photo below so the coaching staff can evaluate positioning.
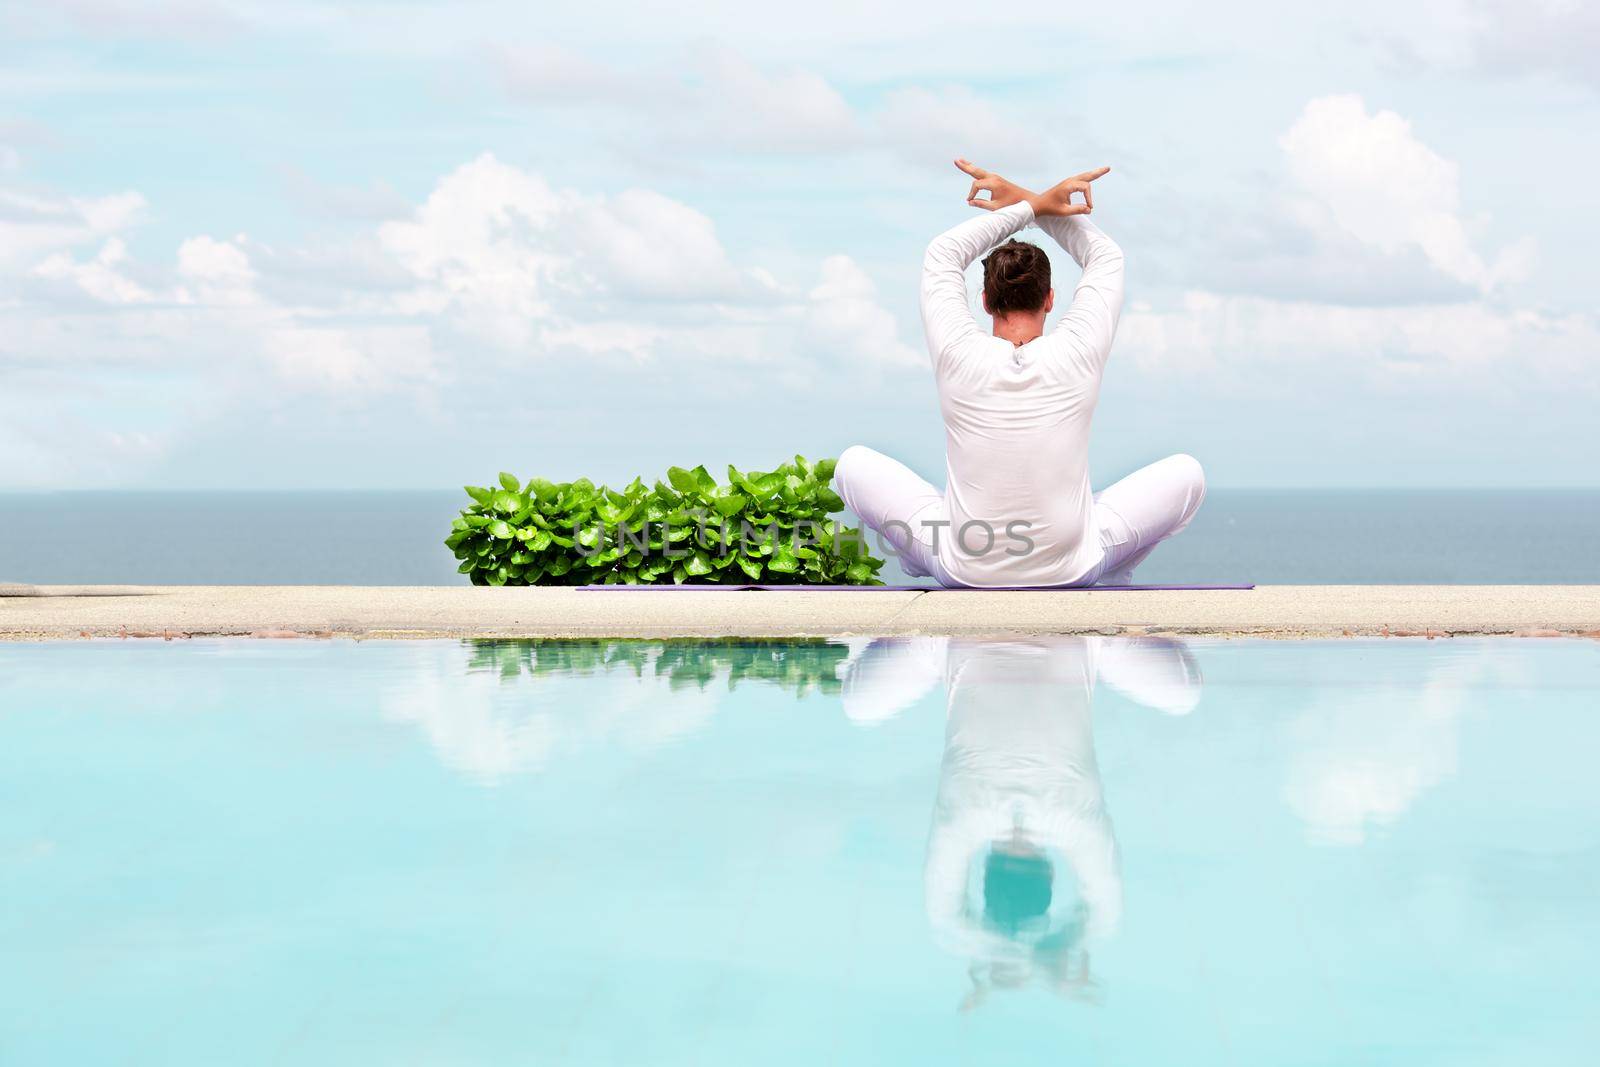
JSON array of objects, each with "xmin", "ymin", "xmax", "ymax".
[{"xmin": 2, "ymin": 637, "xmax": 1596, "ymax": 1064}]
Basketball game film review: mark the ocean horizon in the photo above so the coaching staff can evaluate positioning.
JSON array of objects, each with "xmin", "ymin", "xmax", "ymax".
[{"xmin": 3, "ymin": 488, "xmax": 1597, "ymax": 586}]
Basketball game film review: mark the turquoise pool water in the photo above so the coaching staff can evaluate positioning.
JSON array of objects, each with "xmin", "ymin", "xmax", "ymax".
[{"xmin": 2, "ymin": 637, "xmax": 1596, "ymax": 1064}]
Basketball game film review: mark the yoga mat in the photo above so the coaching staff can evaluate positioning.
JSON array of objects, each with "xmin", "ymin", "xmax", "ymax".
[{"xmin": 576, "ymin": 583, "xmax": 1254, "ymax": 591}]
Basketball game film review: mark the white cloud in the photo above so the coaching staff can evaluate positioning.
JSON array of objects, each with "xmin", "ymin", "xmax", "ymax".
[
  {"xmin": 33, "ymin": 237, "xmax": 153, "ymax": 304},
  {"xmin": 535, "ymin": 321, "xmax": 663, "ymax": 363},
  {"xmin": 377, "ymin": 154, "xmax": 560, "ymax": 347},
  {"xmin": 0, "ymin": 187, "xmax": 146, "ymax": 269},
  {"xmin": 1119, "ymin": 289, "xmax": 1599, "ymax": 390},
  {"xmin": 1104, "ymin": 93, "xmax": 1584, "ymax": 394},
  {"xmin": 1133, "ymin": 93, "xmax": 1540, "ymax": 308},
  {"xmin": 10, "ymin": 154, "xmax": 917, "ymax": 394},
  {"xmin": 806, "ymin": 255, "xmax": 922, "ymax": 368},
  {"xmin": 370, "ymin": 152, "xmax": 916, "ymax": 372},
  {"xmin": 176, "ymin": 234, "xmax": 259, "ymax": 306},
  {"xmin": 373, "ymin": 153, "xmax": 789, "ymax": 352},
  {"xmin": 6, "ymin": 188, "xmax": 438, "ymax": 403},
  {"xmin": 265, "ymin": 324, "xmax": 439, "ymax": 392},
  {"xmin": 0, "ymin": 153, "xmax": 922, "ymax": 486},
  {"xmin": 1280, "ymin": 94, "xmax": 1531, "ymax": 293},
  {"xmin": 576, "ymin": 187, "xmax": 762, "ymax": 301}
]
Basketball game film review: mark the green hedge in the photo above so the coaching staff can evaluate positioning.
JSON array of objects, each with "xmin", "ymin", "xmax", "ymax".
[{"xmin": 446, "ymin": 455, "xmax": 884, "ymax": 586}]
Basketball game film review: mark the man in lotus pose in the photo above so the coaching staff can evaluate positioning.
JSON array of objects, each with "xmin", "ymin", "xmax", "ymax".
[{"xmin": 834, "ymin": 160, "xmax": 1205, "ymax": 587}]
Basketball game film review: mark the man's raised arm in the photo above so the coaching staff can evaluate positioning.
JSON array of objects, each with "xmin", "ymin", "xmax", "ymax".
[
  {"xmin": 920, "ymin": 202, "xmax": 1035, "ymax": 367},
  {"xmin": 1033, "ymin": 211, "xmax": 1124, "ymax": 374},
  {"xmin": 954, "ymin": 160, "xmax": 1121, "ymax": 373}
]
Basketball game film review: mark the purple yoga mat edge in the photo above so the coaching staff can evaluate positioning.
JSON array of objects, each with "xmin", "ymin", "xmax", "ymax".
[{"xmin": 575, "ymin": 583, "xmax": 1255, "ymax": 591}]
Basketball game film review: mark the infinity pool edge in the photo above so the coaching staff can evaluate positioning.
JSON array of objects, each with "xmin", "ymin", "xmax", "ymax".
[{"xmin": 3, "ymin": 585, "xmax": 1597, "ymax": 640}]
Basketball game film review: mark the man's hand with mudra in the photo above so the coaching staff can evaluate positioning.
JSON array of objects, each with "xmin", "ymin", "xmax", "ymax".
[{"xmin": 954, "ymin": 159, "xmax": 1110, "ymax": 217}]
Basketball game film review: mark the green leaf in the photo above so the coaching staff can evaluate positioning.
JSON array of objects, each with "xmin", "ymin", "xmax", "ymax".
[
  {"xmin": 464, "ymin": 486, "xmax": 494, "ymax": 506},
  {"xmin": 711, "ymin": 492, "xmax": 747, "ymax": 517},
  {"xmin": 489, "ymin": 520, "xmax": 514, "ymax": 539},
  {"xmin": 747, "ymin": 473, "xmax": 783, "ymax": 497},
  {"xmin": 498, "ymin": 472, "xmax": 521, "ymax": 492},
  {"xmin": 685, "ymin": 550, "xmax": 714, "ymax": 577},
  {"xmin": 736, "ymin": 555, "xmax": 763, "ymax": 580},
  {"xmin": 667, "ymin": 466, "xmax": 699, "ymax": 494}
]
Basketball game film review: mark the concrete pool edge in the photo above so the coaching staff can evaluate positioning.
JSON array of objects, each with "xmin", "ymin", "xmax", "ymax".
[{"xmin": 2, "ymin": 585, "xmax": 1598, "ymax": 640}]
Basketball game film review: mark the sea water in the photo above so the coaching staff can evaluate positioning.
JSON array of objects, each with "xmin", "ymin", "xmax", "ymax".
[{"xmin": 2, "ymin": 489, "xmax": 1599, "ymax": 585}]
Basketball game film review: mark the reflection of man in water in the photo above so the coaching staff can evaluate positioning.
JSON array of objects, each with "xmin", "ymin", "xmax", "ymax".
[{"xmin": 840, "ymin": 636, "xmax": 1201, "ymax": 1007}]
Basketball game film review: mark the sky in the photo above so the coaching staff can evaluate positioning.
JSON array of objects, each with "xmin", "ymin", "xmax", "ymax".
[{"xmin": 1, "ymin": 0, "xmax": 1597, "ymax": 490}]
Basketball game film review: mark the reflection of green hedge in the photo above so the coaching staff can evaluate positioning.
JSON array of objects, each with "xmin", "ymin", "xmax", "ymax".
[
  {"xmin": 446, "ymin": 456, "xmax": 884, "ymax": 586},
  {"xmin": 466, "ymin": 639, "xmax": 850, "ymax": 697}
]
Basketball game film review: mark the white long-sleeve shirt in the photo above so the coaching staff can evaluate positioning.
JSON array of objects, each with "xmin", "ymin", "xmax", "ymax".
[{"xmin": 919, "ymin": 202, "xmax": 1125, "ymax": 587}]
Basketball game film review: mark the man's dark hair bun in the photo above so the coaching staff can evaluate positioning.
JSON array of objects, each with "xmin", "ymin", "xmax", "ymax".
[{"xmin": 981, "ymin": 240, "xmax": 1051, "ymax": 315}]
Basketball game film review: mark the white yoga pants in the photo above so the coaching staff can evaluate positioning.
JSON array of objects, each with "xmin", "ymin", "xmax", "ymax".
[{"xmin": 834, "ymin": 447, "xmax": 1206, "ymax": 587}]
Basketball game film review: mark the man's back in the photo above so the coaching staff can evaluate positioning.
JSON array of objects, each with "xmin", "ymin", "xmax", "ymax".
[{"xmin": 920, "ymin": 201, "xmax": 1125, "ymax": 586}]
